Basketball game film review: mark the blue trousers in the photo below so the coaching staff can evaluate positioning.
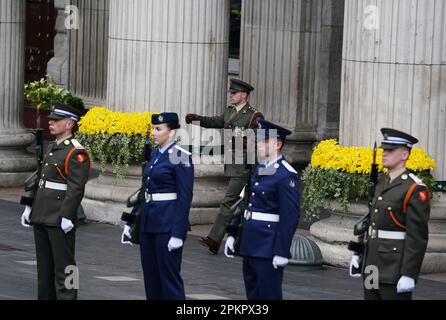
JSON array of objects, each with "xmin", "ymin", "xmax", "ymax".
[
  {"xmin": 243, "ymin": 256, "xmax": 284, "ymax": 300},
  {"xmin": 139, "ymin": 232, "xmax": 185, "ymax": 300}
]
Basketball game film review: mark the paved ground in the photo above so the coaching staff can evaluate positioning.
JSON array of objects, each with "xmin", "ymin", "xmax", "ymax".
[{"xmin": 1, "ymin": 196, "xmax": 446, "ymax": 300}]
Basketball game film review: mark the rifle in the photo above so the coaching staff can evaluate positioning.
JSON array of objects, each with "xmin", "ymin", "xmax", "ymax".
[
  {"xmin": 120, "ymin": 141, "xmax": 152, "ymax": 244},
  {"xmin": 348, "ymin": 142, "xmax": 379, "ymax": 273},
  {"xmin": 20, "ymin": 129, "xmax": 45, "ymax": 211},
  {"xmin": 226, "ymin": 164, "xmax": 254, "ymax": 256}
]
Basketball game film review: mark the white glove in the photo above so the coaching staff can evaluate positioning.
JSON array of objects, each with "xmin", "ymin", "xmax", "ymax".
[
  {"xmin": 397, "ymin": 276, "xmax": 415, "ymax": 293},
  {"xmin": 61, "ymin": 217, "xmax": 74, "ymax": 234},
  {"xmin": 349, "ymin": 255, "xmax": 362, "ymax": 278},
  {"xmin": 21, "ymin": 206, "xmax": 32, "ymax": 228},
  {"xmin": 167, "ymin": 237, "xmax": 183, "ymax": 252},
  {"xmin": 224, "ymin": 236, "xmax": 235, "ymax": 258},
  {"xmin": 121, "ymin": 225, "xmax": 132, "ymax": 245},
  {"xmin": 272, "ymin": 255, "xmax": 289, "ymax": 269}
]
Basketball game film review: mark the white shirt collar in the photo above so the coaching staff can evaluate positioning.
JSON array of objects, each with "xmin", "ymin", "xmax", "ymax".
[
  {"xmin": 263, "ymin": 155, "xmax": 284, "ymax": 168},
  {"xmin": 158, "ymin": 141, "xmax": 175, "ymax": 154}
]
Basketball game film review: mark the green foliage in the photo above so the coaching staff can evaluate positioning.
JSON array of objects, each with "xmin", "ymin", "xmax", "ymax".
[
  {"xmin": 75, "ymin": 133, "xmax": 156, "ymax": 181},
  {"xmin": 302, "ymin": 166, "xmax": 437, "ymax": 222},
  {"xmin": 301, "ymin": 166, "xmax": 369, "ymax": 222},
  {"xmin": 24, "ymin": 75, "xmax": 84, "ymax": 111}
]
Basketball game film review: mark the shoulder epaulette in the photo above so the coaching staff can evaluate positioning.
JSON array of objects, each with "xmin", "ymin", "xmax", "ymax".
[
  {"xmin": 71, "ymin": 139, "xmax": 85, "ymax": 150},
  {"xmin": 281, "ymin": 160, "xmax": 297, "ymax": 174},
  {"xmin": 174, "ymin": 145, "xmax": 192, "ymax": 156},
  {"xmin": 409, "ymin": 173, "xmax": 426, "ymax": 186}
]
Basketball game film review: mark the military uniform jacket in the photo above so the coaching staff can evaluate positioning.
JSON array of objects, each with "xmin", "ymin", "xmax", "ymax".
[
  {"xmin": 363, "ymin": 170, "xmax": 430, "ymax": 284},
  {"xmin": 238, "ymin": 157, "xmax": 300, "ymax": 259},
  {"xmin": 30, "ymin": 138, "xmax": 91, "ymax": 226},
  {"xmin": 199, "ymin": 103, "xmax": 263, "ymax": 177},
  {"xmin": 134, "ymin": 143, "xmax": 194, "ymax": 241}
]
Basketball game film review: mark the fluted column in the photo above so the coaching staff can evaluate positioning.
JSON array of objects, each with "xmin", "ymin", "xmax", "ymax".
[
  {"xmin": 340, "ymin": 0, "xmax": 446, "ymax": 180},
  {"xmin": 68, "ymin": 0, "xmax": 109, "ymax": 105},
  {"xmin": 0, "ymin": 0, "xmax": 35, "ymax": 187},
  {"xmin": 240, "ymin": 0, "xmax": 344, "ymax": 165},
  {"xmin": 106, "ymin": 0, "xmax": 230, "ymax": 116}
]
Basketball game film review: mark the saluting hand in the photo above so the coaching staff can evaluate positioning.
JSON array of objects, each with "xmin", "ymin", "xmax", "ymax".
[{"xmin": 185, "ymin": 114, "xmax": 200, "ymax": 124}]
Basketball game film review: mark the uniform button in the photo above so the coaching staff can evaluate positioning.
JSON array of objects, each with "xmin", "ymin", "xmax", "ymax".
[
  {"xmin": 255, "ymin": 182, "xmax": 259, "ymax": 186},
  {"xmin": 57, "ymin": 196, "xmax": 60, "ymax": 200},
  {"xmin": 49, "ymin": 153, "xmax": 53, "ymax": 156},
  {"xmin": 252, "ymin": 192, "xmax": 255, "ymax": 196},
  {"xmin": 388, "ymin": 207, "xmax": 392, "ymax": 210},
  {"xmin": 372, "ymin": 222, "xmax": 376, "ymax": 226},
  {"xmin": 267, "ymin": 224, "xmax": 271, "ymax": 228},
  {"xmin": 393, "ymin": 248, "xmax": 397, "ymax": 251},
  {"xmin": 45, "ymin": 163, "xmax": 49, "ymax": 166},
  {"xmin": 150, "ymin": 166, "xmax": 153, "ymax": 169},
  {"xmin": 248, "ymin": 203, "xmax": 252, "ymax": 207},
  {"xmin": 378, "ymin": 197, "xmax": 383, "ymax": 201},
  {"xmin": 42, "ymin": 174, "xmax": 45, "ymax": 177},
  {"xmin": 374, "ymin": 209, "xmax": 378, "ymax": 213},
  {"xmin": 262, "ymin": 192, "xmax": 265, "ymax": 195}
]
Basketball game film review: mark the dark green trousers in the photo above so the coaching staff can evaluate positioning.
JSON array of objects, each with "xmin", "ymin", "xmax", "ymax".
[
  {"xmin": 364, "ymin": 283, "xmax": 412, "ymax": 300},
  {"xmin": 208, "ymin": 177, "xmax": 247, "ymax": 247},
  {"xmin": 33, "ymin": 225, "xmax": 77, "ymax": 300}
]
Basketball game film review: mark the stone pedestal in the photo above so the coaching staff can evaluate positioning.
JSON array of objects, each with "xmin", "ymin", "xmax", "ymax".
[
  {"xmin": 310, "ymin": 194, "xmax": 446, "ymax": 273},
  {"xmin": 0, "ymin": 0, "xmax": 36, "ymax": 187},
  {"xmin": 82, "ymin": 156, "xmax": 228, "ymax": 226},
  {"xmin": 340, "ymin": 0, "xmax": 446, "ymax": 180}
]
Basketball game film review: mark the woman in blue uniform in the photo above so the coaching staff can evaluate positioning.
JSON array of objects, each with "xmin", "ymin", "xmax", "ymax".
[{"xmin": 122, "ymin": 112, "xmax": 194, "ymax": 300}]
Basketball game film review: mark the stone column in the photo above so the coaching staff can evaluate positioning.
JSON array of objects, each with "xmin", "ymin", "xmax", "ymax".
[
  {"xmin": 67, "ymin": 0, "xmax": 109, "ymax": 106},
  {"xmin": 311, "ymin": 0, "xmax": 446, "ymax": 274},
  {"xmin": 0, "ymin": 0, "xmax": 36, "ymax": 187},
  {"xmin": 240, "ymin": 0, "xmax": 344, "ymax": 166},
  {"xmin": 106, "ymin": 0, "xmax": 230, "ymax": 115},
  {"xmin": 47, "ymin": 0, "xmax": 70, "ymax": 88},
  {"xmin": 83, "ymin": 0, "xmax": 231, "ymax": 225},
  {"xmin": 340, "ymin": 0, "xmax": 446, "ymax": 180}
]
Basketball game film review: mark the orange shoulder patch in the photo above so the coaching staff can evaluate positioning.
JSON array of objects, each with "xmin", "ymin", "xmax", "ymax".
[
  {"xmin": 419, "ymin": 190, "xmax": 428, "ymax": 203},
  {"xmin": 76, "ymin": 154, "xmax": 86, "ymax": 163}
]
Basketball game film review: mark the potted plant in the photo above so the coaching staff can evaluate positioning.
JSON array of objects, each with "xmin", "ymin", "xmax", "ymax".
[
  {"xmin": 75, "ymin": 106, "xmax": 158, "ymax": 180},
  {"xmin": 301, "ymin": 139, "xmax": 437, "ymax": 221},
  {"xmin": 23, "ymin": 75, "xmax": 84, "ymax": 139}
]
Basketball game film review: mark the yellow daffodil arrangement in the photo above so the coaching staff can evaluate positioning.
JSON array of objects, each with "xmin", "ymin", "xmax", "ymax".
[
  {"xmin": 76, "ymin": 106, "xmax": 158, "ymax": 179},
  {"xmin": 302, "ymin": 139, "xmax": 436, "ymax": 221}
]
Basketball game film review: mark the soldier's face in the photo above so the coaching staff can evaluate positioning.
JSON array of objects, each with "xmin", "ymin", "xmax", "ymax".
[
  {"xmin": 48, "ymin": 118, "xmax": 73, "ymax": 136},
  {"xmin": 229, "ymin": 91, "xmax": 247, "ymax": 105},
  {"xmin": 382, "ymin": 147, "xmax": 410, "ymax": 169},
  {"xmin": 151, "ymin": 124, "xmax": 173, "ymax": 147}
]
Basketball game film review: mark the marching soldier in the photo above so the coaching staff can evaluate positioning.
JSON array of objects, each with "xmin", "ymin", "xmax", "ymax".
[
  {"xmin": 185, "ymin": 79, "xmax": 263, "ymax": 254},
  {"xmin": 349, "ymin": 128, "xmax": 431, "ymax": 300},
  {"xmin": 224, "ymin": 120, "xmax": 300, "ymax": 300},
  {"xmin": 20, "ymin": 102, "xmax": 91, "ymax": 300},
  {"xmin": 122, "ymin": 113, "xmax": 194, "ymax": 300}
]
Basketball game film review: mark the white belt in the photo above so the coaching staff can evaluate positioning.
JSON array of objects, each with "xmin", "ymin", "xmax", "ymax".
[
  {"xmin": 369, "ymin": 227, "xmax": 406, "ymax": 240},
  {"xmin": 244, "ymin": 210, "xmax": 280, "ymax": 222},
  {"xmin": 145, "ymin": 192, "xmax": 177, "ymax": 202},
  {"xmin": 44, "ymin": 181, "xmax": 67, "ymax": 191}
]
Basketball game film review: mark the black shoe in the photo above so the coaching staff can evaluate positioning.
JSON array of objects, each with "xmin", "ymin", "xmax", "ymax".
[{"xmin": 199, "ymin": 237, "xmax": 220, "ymax": 254}]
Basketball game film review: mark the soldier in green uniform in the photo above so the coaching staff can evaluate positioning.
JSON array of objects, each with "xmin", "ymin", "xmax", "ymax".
[
  {"xmin": 20, "ymin": 102, "xmax": 91, "ymax": 300},
  {"xmin": 349, "ymin": 128, "xmax": 431, "ymax": 300},
  {"xmin": 185, "ymin": 79, "xmax": 263, "ymax": 254}
]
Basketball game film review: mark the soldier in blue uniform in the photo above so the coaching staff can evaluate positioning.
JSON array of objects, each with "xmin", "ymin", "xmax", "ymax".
[
  {"xmin": 224, "ymin": 120, "xmax": 300, "ymax": 300},
  {"xmin": 121, "ymin": 112, "xmax": 194, "ymax": 300}
]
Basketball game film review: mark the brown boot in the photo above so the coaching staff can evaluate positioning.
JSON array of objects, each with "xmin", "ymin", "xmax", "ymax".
[{"xmin": 199, "ymin": 236, "xmax": 220, "ymax": 254}]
